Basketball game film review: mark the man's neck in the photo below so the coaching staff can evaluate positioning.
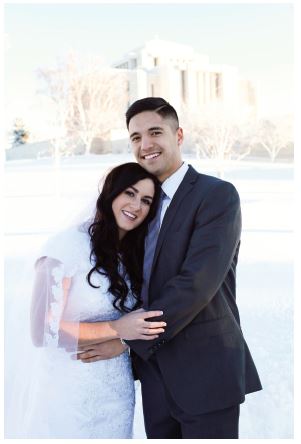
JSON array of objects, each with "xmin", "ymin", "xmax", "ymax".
[{"xmin": 160, "ymin": 161, "xmax": 184, "ymax": 183}]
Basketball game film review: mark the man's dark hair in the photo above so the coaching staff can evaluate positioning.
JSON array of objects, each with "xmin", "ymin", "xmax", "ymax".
[{"xmin": 126, "ymin": 97, "xmax": 179, "ymax": 130}]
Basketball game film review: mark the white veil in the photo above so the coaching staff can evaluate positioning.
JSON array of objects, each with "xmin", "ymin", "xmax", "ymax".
[{"xmin": 4, "ymin": 184, "xmax": 102, "ymax": 437}]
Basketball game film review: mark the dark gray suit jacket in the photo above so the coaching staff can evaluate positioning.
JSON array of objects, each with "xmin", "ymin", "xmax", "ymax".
[{"xmin": 127, "ymin": 165, "xmax": 262, "ymax": 415}]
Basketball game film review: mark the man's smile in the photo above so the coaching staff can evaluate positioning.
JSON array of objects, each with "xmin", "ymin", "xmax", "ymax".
[{"xmin": 142, "ymin": 152, "xmax": 161, "ymax": 160}]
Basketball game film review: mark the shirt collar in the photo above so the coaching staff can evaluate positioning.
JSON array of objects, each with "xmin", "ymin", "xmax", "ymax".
[{"xmin": 161, "ymin": 162, "xmax": 189, "ymax": 200}]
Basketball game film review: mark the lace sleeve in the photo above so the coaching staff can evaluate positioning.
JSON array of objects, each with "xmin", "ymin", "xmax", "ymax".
[{"xmin": 30, "ymin": 256, "xmax": 79, "ymax": 351}]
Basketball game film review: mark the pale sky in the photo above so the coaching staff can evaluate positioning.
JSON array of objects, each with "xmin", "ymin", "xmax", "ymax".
[{"xmin": 4, "ymin": 1, "xmax": 294, "ymax": 121}]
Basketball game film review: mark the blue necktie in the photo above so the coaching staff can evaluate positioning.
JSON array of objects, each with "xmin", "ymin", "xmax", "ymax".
[{"xmin": 141, "ymin": 189, "xmax": 166, "ymax": 306}]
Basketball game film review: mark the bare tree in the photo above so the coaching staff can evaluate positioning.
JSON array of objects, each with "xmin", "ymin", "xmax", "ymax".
[
  {"xmin": 37, "ymin": 56, "xmax": 74, "ymax": 158},
  {"xmin": 66, "ymin": 55, "xmax": 127, "ymax": 154},
  {"xmin": 37, "ymin": 59, "xmax": 75, "ymax": 197},
  {"xmin": 37, "ymin": 53, "xmax": 128, "ymax": 156},
  {"xmin": 182, "ymin": 102, "xmax": 255, "ymax": 177},
  {"xmin": 255, "ymin": 116, "xmax": 293, "ymax": 162}
]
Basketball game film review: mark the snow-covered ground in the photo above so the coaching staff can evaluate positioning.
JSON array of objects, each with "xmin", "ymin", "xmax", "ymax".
[{"xmin": 4, "ymin": 154, "xmax": 294, "ymax": 438}]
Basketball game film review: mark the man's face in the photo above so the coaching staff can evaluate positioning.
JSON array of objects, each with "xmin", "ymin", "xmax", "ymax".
[{"xmin": 128, "ymin": 111, "xmax": 183, "ymax": 182}]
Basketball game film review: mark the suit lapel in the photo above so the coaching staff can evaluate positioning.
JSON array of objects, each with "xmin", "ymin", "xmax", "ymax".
[{"xmin": 151, "ymin": 165, "xmax": 198, "ymax": 269}]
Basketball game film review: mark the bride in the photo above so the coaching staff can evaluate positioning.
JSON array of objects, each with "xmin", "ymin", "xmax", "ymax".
[{"xmin": 6, "ymin": 162, "xmax": 166, "ymax": 438}]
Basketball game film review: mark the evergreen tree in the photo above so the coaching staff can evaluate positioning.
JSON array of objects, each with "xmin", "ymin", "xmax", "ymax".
[{"xmin": 12, "ymin": 118, "xmax": 30, "ymax": 146}]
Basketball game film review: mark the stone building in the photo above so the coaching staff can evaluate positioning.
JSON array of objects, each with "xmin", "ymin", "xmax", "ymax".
[{"xmin": 113, "ymin": 38, "xmax": 256, "ymax": 118}]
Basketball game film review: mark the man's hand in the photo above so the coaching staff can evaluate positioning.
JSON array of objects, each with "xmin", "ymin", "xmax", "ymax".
[{"xmin": 71, "ymin": 339, "xmax": 128, "ymax": 363}]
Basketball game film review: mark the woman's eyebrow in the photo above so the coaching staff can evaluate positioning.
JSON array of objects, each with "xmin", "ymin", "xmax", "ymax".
[{"xmin": 129, "ymin": 186, "xmax": 153, "ymax": 200}]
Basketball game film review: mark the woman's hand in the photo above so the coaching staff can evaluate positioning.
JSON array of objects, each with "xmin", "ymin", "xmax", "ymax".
[
  {"xmin": 71, "ymin": 339, "xmax": 127, "ymax": 363},
  {"xmin": 111, "ymin": 308, "xmax": 166, "ymax": 341}
]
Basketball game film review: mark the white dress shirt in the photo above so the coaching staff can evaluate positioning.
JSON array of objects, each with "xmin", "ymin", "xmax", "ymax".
[{"xmin": 159, "ymin": 162, "xmax": 189, "ymax": 226}]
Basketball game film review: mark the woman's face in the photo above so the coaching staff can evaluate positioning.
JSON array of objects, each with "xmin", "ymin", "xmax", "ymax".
[{"xmin": 112, "ymin": 178, "xmax": 155, "ymax": 239}]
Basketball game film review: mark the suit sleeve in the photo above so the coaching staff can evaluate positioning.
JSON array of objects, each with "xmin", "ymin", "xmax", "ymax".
[{"xmin": 126, "ymin": 180, "xmax": 242, "ymax": 360}]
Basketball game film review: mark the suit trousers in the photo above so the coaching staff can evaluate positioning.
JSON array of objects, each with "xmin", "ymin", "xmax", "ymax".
[{"xmin": 136, "ymin": 354, "xmax": 240, "ymax": 439}]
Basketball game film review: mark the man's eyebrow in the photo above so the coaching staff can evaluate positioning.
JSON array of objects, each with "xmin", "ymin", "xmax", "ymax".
[
  {"xmin": 129, "ymin": 132, "xmax": 140, "ymax": 139},
  {"xmin": 149, "ymin": 126, "xmax": 164, "ymax": 132},
  {"xmin": 129, "ymin": 126, "xmax": 164, "ymax": 139}
]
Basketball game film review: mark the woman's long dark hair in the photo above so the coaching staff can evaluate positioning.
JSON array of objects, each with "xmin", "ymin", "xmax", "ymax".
[{"xmin": 87, "ymin": 163, "xmax": 161, "ymax": 313}]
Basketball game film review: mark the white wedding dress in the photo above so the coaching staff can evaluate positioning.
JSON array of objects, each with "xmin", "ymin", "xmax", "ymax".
[{"xmin": 6, "ymin": 223, "xmax": 135, "ymax": 439}]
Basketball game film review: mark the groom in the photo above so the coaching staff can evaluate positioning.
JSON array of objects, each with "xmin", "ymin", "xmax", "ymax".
[{"xmin": 77, "ymin": 97, "xmax": 262, "ymax": 438}]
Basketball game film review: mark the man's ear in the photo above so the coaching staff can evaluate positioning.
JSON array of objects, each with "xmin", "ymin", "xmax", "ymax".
[{"xmin": 177, "ymin": 127, "xmax": 184, "ymax": 146}]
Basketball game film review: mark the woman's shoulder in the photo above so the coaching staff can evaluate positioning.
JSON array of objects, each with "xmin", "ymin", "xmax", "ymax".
[
  {"xmin": 37, "ymin": 223, "xmax": 91, "ymax": 274},
  {"xmin": 45, "ymin": 223, "xmax": 89, "ymax": 247}
]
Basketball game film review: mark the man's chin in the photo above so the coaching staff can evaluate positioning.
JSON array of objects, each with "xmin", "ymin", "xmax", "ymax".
[{"xmin": 141, "ymin": 163, "xmax": 161, "ymax": 177}]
